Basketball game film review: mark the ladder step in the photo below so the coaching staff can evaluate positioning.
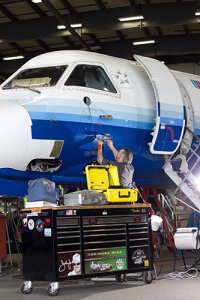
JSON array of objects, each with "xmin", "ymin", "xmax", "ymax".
[{"xmin": 164, "ymin": 158, "xmax": 200, "ymax": 211}]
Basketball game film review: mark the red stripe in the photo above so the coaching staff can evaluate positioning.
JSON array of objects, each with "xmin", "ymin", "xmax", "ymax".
[
  {"xmin": 166, "ymin": 126, "xmax": 174, "ymax": 140},
  {"xmin": 196, "ymin": 81, "xmax": 200, "ymax": 89}
]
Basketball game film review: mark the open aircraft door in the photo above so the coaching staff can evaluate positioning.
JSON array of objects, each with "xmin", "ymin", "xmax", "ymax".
[{"xmin": 134, "ymin": 55, "xmax": 185, "ymax": 155}]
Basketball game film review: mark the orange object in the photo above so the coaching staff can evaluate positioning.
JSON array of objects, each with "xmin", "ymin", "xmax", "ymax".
[
  {"xmin": 0, "ymin": 215, "xmax": 7, "ymax": 260},
  {"xmin": 97, "ymin": 143, "xmax": 102, "ymax": 149}
]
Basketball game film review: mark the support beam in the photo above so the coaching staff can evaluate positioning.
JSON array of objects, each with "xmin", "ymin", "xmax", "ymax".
[
  {"xmin": 9, "ymin": 42, "xmax": 26, "ymax": 55},
  {"xmin": 0, "ymin": 3, "xmax": 18, "ymax": 21},
  {"xmin": 25, "ymin": 0, "xmax": 47, "ymax": 17},
  {"xmin": 115, "ymin": 30, "xmax": 125, "ymax": 40},
  {"xmin": 42, "ymin": 0, "xmax": 91, "ymax": 51},
  {"xmin": 95, "ymin": 0, "xmax": 106, "ymax": 10},
  {"xmin": 35, "ymin": 39, "xmax": 50, "ymax": 51},
  {"xmin": 61, "ymin": 36, "xmax": 75, "ymax": 47},
  {"xmin": 60, "ymin": 0, "xmax": 76, "ymax": 14},
  {"xmin": 86, "ymin": 33, "xmax": 101, "ymax": 46},
  {"xmin": 0, "ymin": 3, "xmax": 198, "ymax": 43}
]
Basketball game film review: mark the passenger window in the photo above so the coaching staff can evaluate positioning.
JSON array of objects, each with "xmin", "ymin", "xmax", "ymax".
[{"xmin": 65, "ymin": 65, "xmax": 117, "ymax": 93}]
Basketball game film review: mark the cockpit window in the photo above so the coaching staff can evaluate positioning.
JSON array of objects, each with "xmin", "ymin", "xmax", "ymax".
[
  {"xmin": 3, "ymin": 65, "xmax": 67, "ymax": 89},
  {"xmin": 64, "ymin": 64, "xmax": 117, "ymax": 93}
]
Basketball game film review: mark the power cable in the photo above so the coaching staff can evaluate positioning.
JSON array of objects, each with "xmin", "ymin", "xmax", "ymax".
[{"xmin": 162, "ymin": 268, "xmax": 198, "ymax": 280}]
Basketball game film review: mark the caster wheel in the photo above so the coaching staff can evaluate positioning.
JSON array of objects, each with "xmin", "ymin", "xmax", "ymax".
[
  {"xmin": 116, "ymin": 273, "xmax": 126, "ymax": 282},
  {"xmin": 143, "ymin": 272, "xmax": 153, "ymax": 284},
  {"xmin": 20, "ymin": 282, "xmax": 33, "ymax": 294},
  {"xmin": 46, "ymin": 283, "xmax": 60, "ymax": 296}
]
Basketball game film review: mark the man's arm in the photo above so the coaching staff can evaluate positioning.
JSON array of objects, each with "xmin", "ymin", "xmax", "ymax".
[
  {"xmin": 97, "ymin": 139, "xmax": 104, "ymax": 164},
  {"xmin": 106, "ymin": 140, "xmax": 118, "ymax": 159}
]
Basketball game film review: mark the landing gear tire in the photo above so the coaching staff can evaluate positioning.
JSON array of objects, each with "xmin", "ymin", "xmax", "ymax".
[
  {"xmin": 46, "ymin": 282, "xmax": 60, "ymax": 296},
  {"xmin": 20, "ymin": 281, "xmax": 33, "ymax": 294},
  {"xmin": 116, "ymin": 273, "xmax": 126, "ymax": 282},
  {"xmin": 143, "ymin": 271, "xmax": 153, "ymax": 284}
]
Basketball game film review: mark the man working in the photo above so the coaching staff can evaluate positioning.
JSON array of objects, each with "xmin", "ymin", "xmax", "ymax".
[{"xmin": 97, "ymin": 139, "xmax": 134, "ymax": 188}]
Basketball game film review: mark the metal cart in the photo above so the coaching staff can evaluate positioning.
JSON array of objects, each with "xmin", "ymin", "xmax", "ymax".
[{"xmin": 20, "ymin": 204, "xmax": 153, "ymax": 296}]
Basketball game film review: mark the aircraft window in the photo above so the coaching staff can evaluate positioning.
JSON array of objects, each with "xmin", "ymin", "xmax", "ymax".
[
  {"xmin": 3, "ymin": 65, "xmax": 67, "ymax": 89},
  {"xmin": 64, "ymin": 65, "xmax": 117, "ymax": 93}
]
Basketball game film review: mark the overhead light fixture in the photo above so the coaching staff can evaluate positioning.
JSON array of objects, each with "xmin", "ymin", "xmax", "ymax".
[
  {"xmin": 57, "ymin": 24, "xmax": 82, "ymax": 30},
  {"xmin": 71, "ymin": 23, "xmax": 82, "ymax": 28},
  {"xmin": 133, "ymin": 40, "xmax": 155, "ymax": 45},
  {"xmin": 3, "ymin": 56, "xmax": 24, "ymax": 61},
  {"xmin": 119, "ymin": 16, "xmax": 144, "ymax": 22},
  {"xmin": 57, "ymin": 25, "xmax": 66, "ymax": 30},
  {"xmin": 31, "ymin": 0, "xmax": 42, "ymax": 3},
  {"xmin": 195, "ymin": 11, "xmax": 200, "ymax": 16}
]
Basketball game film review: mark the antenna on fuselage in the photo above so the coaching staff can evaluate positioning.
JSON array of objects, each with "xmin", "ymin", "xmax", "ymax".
[
  {"xmin": 83, "ymin": 96, "xmax": 95, "ymax": 146},
  {"xmin": 83, "ymin": 96, "xmax": 91, "ymax": 106}
]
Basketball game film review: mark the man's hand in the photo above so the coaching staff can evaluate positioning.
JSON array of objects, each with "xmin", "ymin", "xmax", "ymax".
[
  {"xmin": 97, "ymin": 139, "xmax": 104, "ymax": 164},
  {"xmin": 98, "ymin": 139, "xmax": 104, "ymax": 145},
  {"xmin": 106, "ymin": 139, "xmax": 113, "ymax": 149},
  {"xmin": 97, "ymin": 139, "xmax": 103, "ymax": 149},
  {"xmin": 106, "ymin": 140, "xmax": 119, "ymax": 159}
]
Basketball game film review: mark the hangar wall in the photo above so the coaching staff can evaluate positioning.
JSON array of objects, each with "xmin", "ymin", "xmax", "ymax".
[{"xmin": 167, "ymin": 63, "xmax": 200, "ymax": 75}]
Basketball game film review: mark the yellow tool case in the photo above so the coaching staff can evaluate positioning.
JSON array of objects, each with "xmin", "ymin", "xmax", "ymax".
[{"xmin": 85, "ymin": 165, "xmax": 137, "ymax": 203}]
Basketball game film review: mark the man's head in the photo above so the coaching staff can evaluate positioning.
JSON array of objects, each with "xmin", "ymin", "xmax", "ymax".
[
  {"xmin": 72, "ymin": 253, "xmax": 81, "ymax": 274},
  {"xmin": 116, "ymin": 147, "xmax": 133, "ymax": 164}
]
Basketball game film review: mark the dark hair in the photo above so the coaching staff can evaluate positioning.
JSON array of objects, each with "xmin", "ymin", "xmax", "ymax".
[{"xmin": 120, "ymin": 147, "xmax": 133, "ymax": 164}]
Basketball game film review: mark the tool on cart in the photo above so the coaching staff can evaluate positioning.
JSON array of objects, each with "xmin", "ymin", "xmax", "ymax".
[{"xmin": 64, "ymin": 190, "xmax": 106, "ymax": 206}]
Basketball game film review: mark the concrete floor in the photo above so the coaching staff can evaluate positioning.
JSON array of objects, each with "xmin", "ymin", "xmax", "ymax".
[{"xmin": 1, "ymin": 250, "xmax": 200, "ymax": 300}]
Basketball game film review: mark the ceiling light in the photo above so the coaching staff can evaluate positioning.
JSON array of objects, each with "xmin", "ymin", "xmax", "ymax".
[
  {"xmin": 57, "ymin": 25, "xmax": 66, "ymax": 29},
  {"xmin": 133, "ymin": 40, "xmax": 155, "ymax": 45},
  {"xmin": 31, "ymin": 0, "xmax": 42, "ymax": 3},
  {"xmin": 57, "ymin": 24, "xmax": 82, "ymax": 30},
  {"xmin": 195, "ymin": 11, "xmax": 200, "ymax": 16},
  {"xmin": 3, "ymin": 56, "xmax": 24, "ymax": 61},
  {"xmin": 71, "ymin": 23, "xmax": 82, "ymax": 28},
  {"xmin": 119, "ymin": 16, "xmax": 144, "ymax": 22}
]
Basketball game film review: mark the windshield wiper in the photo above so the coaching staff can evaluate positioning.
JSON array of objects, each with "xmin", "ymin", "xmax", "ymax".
[{"xmin": 12, "ymin": 85, "xmax": 41, "ymax": 94}]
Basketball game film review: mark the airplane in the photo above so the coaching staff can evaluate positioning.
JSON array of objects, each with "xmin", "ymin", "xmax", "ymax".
[{"xmin": 0, "ymin": 50, "xmax": 200, "ymax": 209}]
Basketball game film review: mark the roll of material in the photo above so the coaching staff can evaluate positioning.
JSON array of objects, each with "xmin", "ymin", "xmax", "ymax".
[{"xmin": 174, "ymin": 227, "xmax": 199, "ymax": 250}]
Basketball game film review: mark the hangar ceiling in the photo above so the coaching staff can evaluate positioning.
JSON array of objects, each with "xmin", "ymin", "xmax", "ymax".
[{"xmin": 0, "ymin": 0, "xmax": 200, "ymax": 81}]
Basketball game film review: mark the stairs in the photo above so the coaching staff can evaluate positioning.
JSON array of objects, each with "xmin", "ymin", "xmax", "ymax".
[{"xmin": 163, "ymin": 136, "xmax": 200, "ymax": 211}]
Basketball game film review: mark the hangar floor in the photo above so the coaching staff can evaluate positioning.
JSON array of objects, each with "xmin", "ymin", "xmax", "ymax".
[{"xmin": 1, "ymin": 249, "xmax": 200, "ymax": 300}]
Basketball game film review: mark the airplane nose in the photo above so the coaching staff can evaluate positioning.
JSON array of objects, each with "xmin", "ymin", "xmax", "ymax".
[
  {"xmin": 0, "ymin": 100, "xmax": 32, "ymax": 171},
  {"xmin": 0, "ymin": 100, "xmax": 58, "ymax": 172}
]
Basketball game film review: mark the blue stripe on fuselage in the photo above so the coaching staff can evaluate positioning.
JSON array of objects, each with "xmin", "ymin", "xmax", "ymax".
[
  {"xmin": 29, "ymin": 111, "xmax": 155, "ymax": 130},
  {"xmin": 25, "ymin": 102, "xmax": 186, "ymax": 130}
]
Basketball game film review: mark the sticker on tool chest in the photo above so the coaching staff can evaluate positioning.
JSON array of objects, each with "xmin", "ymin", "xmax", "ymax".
[
  {"xmin": 44, "ymin": 217, "xmax": 51, "ymax": 226},
  {"xmin": 85, "ymin": 257, "xmax": 127, "ymax": 274},
  {"xmin": 132, "ymin": 250, "xmax": 146, "ymax": 264},
  {"xmin": 57, "ymin": 210, "xmax": 65, "ymax": 216},
  {"xmin": 28, "ymin": 219, "xmax": 34, "ymax": 230},
  {"xmin": 35, "ymin": 219, "xmax": 44, "ymax": 232},
  {"xmin": 44, "ymin": 228, "xmax": 51, "ymax": 237},
  {"xmin": 22, "ymin": 217, "xmax": 28, "ymax": 227},
  {"xmin": 58, "ymin": 252, "xmax": 82, "ymax": 277},
  {"xmin": 85, "ymin": 248, "xmax": 126, "ymax": 260}
]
